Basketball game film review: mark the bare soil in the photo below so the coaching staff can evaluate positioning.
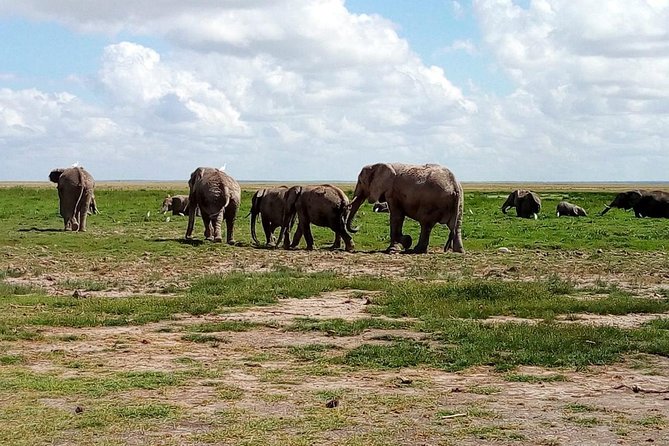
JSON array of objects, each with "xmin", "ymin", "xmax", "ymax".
[{"xmin": 5, "ymin": 287, "xmax": 669, "ymax": 445}]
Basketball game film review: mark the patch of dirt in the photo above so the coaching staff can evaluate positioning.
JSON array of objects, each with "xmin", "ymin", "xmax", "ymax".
[{"xmin": 556, "ymin": 312, "xmax": 669, "ymax": 329}]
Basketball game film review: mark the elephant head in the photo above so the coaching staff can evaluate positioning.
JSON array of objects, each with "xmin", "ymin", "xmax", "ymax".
[
  {"xmin": 600, "ymin": 191, "xmax": 643, "ymax": 215},
  {"xmin": 49, "ymin": 169, "xmax": 65, "ymax": 184},
  {"xmin": 250, "ymin": 189, "xmax": 266, "ymax": 245},
  {"xmin": 346, "ymin": 163, "xmax": 396, "ymax": 233},
  {"xmin": 277, "ymin": 186, "xmax": 302, "ymax": 247},
  {"xmin": 161, "ymin": 195, "xmax": 173, "ymax": 214}
]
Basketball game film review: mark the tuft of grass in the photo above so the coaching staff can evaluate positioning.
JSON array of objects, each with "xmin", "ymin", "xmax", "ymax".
[
  {"xmin": 185, "ymin": 320, "xmax": 258, "ymax": 332},
  {"xmin": 505, "ymin": 373, "xmax": 568, "ymax": 383},
  {"xmin": 181, "ymin": 333, "xmax": 226, "ymax": 344},
  {"xmin": 0, "ymin": 355, "xmax": 24, "ymax": 365},
  {"xmin": 114, "ymin": 403, "xmax": 178, "ymax": 420},
  {"xmin": 289, "ymin": 343, "xmax": 338, "ymax": 362}
]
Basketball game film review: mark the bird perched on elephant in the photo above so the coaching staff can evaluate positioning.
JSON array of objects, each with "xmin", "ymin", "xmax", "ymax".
[
  {"xmin": 556, "ymin": 201, "xmax": 587, "ymax": 217},
  {"xmin": 185, "ymin": 167, "xmax": 241, "ymax": 243},
  {"xmin": 346, "ymin": 163, "xmax": 464, "ymax": 254},
  {"xmin": 278, "ymin": 184, "xmax": 354, "ymax": 252},
  {"xmin": 49, "ymin": 166, "xmax": 96, "ymax": 232},
  {"xmin": 250, "ymin": 186, "xmax": 291, "ymax": 247},
  {"xmin": 161, "ymin": 194, "xmax": 196, "ymax": 216},
  {"xmin": 501, "ymin": 190, "xmax": 541, "ymax": 219},
  {"xmin": 600, "ymin": 190, "xmax": 669, "ymax": 218}
]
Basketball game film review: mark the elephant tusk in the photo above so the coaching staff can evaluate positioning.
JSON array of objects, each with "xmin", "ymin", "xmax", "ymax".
[{"xmin": 533, "ymin": 213, "xmax": 538, "ymax": 220}]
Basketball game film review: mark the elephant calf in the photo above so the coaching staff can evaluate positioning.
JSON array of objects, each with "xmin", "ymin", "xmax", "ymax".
[
  {"xmin": 49, "ymin": 166, "xmax": 96, "ymax": 231},
  {"xmin": 556, "ymin": 201, "xmax": 587, "ymax": 217},
  {"xmin": 278, "ymin": 184, "xmax": 354, "ymax": 252},
  {"xmin": 502, "ymin": 189, "xmax": 541, "ymax": 219},
  {"xmin": 161, "ymin": 194, "xmax": 193, "ymax": 216}
]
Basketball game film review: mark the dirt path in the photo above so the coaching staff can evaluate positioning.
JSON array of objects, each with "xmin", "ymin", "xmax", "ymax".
[{"xmin": 4, "ymin": 290, "xmax": 668, "ymax": 445}]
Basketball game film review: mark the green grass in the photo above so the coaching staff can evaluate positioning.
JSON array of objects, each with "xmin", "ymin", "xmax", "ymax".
[{"xmin": 286, "ymin": 317, "xmax": 413, "ymax": 336}]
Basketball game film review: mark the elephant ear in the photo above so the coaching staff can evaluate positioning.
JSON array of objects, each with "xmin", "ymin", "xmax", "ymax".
[
  {"xmin": 368, "ymin": 163, "xmax": 396, "ymax": 203},
  {"xmin": 49, "ymin": 169, "xmax": 64, "ymax": 183},
  {"xmin": 629, "ymin": 190, "xmax": 643, "ymax": 205},
  {"xmin": 188, "ymin": 167, "xmax": 205, "ymax": 189}
]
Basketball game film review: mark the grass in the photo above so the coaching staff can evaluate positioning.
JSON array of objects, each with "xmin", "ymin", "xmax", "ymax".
[{"xmin": 1, "ymin": 185, "xmax": 669, "ymax": 444}]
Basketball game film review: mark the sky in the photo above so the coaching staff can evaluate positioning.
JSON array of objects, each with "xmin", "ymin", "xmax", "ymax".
[{"xmin": 0, "ymin": 0, "xmax": 668, "ymax": 182}]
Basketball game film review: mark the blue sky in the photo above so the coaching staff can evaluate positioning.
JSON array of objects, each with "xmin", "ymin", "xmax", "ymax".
[{"xmin": 0, "ymin": 1, "xmax": 668, "ymax": 181}]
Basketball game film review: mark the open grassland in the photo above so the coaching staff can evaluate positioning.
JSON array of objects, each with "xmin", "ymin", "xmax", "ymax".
[{"xmin": 0, "ymin": 184, "xmax": 668, "ymax": 445}]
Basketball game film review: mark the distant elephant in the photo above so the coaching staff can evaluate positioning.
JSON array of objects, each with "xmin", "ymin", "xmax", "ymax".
[
  {"xmin": 185, "ymin": 167, "xmax": 241, "ymax": 243},
  {"xmin": 346, "ymin": 163, "xmax": 464, "ymax": 254},
  {"xmin": 250, "ymin": 186, "xmax": 290, "ymax": 246},
  {"xmin": 556, "ymin": 201, "xmax": 587, "ymax": 217},
  {"xmin": 502, "ymin": 190, "xmax": 541, "ymax": 219},
  {"xmin": 600, "ymin": 190, "xmax": 669, "ymax": 218},
  {"xmin": 373, "ymin": 202, "xmax": 389, "ymax": 213},
  {"xmin": 161, "ymin": 194, "xmax": 195, "ymax": 216},
  {"xmin": 49, "ymin": 166, "xmax": 96, "ymax": 231},
  {"xmin": 278, "ymin": 184, "xmax": 354, "ymax": 252}
]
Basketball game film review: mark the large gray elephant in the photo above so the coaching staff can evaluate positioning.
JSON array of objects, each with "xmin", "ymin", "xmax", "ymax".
[
  {"xmin": 161, "ymin": 195, "xmax": 192, "ymax": 216},
  {"xmin": 501, "ymin": 190, "xmax": 541, "ymax": 219},
  {"xmin": 185, "ymin": 167, "xmax": 241, "ymax": 243},
  {"xmin": 600, "ymin": 190, "xmax": 669, "ymax": 218},
  {"xmin": 346, "ymin": 163, "xmax": 464, "ymax": 254},
  {"xmin": 556, "ymin": 201, "xmax": 587, "ymax": 217},
  {"xmin": 49, "ymin": 166, "xmax": 96, "ymax": 232},
  {"xmin": 250, "ymin": 186, "xmax": 290, "ymax": 246},
  {"xmin": 278, "ymin": 184, "xmax": 354, "ymax": 252}
]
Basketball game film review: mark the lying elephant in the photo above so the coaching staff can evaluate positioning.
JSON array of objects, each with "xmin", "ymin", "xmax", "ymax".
[
  {"xmin": 250, "ymin": 186, "xmax": 290, "ymax": 246},
  {"xmin": 556, "ymin": 201, "xmax": 587, "ymax": 217},
  {"xmin": 278, "ymin": 184, "xmax": 354, "ymax": 252},
  {"xmin": 161, "ymin": 194, "xmax": 198, "ymax": 216},
  {"xmin": 347, "ymin": 163, "xmax": 463, "ymax": 254},
  {"xmin": 185, "ymin": 167, "xmax": 241, "ymax": 243},
  {"xmin": 502, "ymin": 190, "xmax": 541, "ymax": 219},
  {"xmin": 49, "ymin": 166, "xmax": 96, "ymax": 231},
  {"xmin": 600, "ymin": 190, "xmax": 669, "ymax": 218}
]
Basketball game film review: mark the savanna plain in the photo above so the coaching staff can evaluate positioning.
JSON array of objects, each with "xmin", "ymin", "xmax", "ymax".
[{"xmin": 1, "ymin": 183, "xmax": 669, "ymax": 446}]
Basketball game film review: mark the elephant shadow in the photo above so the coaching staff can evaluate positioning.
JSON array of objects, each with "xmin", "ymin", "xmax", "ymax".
[{"xmin": 18, "ymin": 227, "xmax": 63, "ymax": 233}]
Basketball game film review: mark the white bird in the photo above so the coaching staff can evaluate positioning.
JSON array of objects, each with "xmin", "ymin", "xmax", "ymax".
[
  {"xmin": 71, "ymin": 162, "xmax": 80, "ymax": 167},
  {"xmin": 219, "ymin": 164, "xmax": 227, "ymax": 171}
]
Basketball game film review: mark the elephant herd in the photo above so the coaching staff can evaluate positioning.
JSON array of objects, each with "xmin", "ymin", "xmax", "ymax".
[
  {"xmin": 49, "ymin": 164, "xmax": 669, "ymax": 254},
  {"xmin": 500, "ymin": 188, "xmax": 669, "ymax": 219}
]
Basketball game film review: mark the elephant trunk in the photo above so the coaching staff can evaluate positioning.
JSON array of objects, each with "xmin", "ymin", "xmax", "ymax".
[{"xmin": 346, "ymin": 194, "xmax": 365, "ymax": 233}]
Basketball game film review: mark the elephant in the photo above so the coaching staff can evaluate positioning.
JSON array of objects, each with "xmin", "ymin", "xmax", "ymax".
[
  {"xmin": 161, "ymin": 194, "xmax": 193, "ymax": 216},
  {"xmin": 501, "ymin": 190, "xmax": 541, "ymax": 219},
  {"xmin": 185, "ymin": 167, "xmax": 241, "ymax": 243},
  {"xmin": 278, "ymin": 184, "xmax": 354, "ymax": 252},
  {"xmin": 600, "ymin": 190, "xmax": 669, "ymax": 218},
  {"xmin": 250, "ymin": 186, "xmax": 290, "ymax": 246},
  {"xmin": 556, "ymin": 201, "xmax": 587, "ymax": 217},
  {"xmin": 346, "ymin": 163, "xmax": 464, "ymax": 254},
  {"xmin": 88, "ymin": 194, "xmax": 98, "ymax": 215},
  {"xmin": 373, "ymin": 202, "xmax": 389, "ymax": 213},
  {"xmin": 49, "ymin": 166, "xmax": 95, "ymax": 231}
]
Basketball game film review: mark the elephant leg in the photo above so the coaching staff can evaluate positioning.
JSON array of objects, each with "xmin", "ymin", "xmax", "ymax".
[
  {"xmin": 330, "ymin": 233, "xmax": 342, "ymax": 250},
  {"xmin": 262, "ymin": 215, "xmax": 273, "ymax": 246},
  {"xmin": 225, "ymin": 204, "xmax": 237, "ymax": 245},
  {"xmin": 77, "ymin": 208, "xmax": 88, "ymax": 232},
  {"xmin": 340, "ymin": 230, "xmax": 354, "ymax": 252},
  {"xmin": 388, "ymin": 211, "xmax": 410, "ymax": 253},
  {"xmin": 412, "ymin": 222, "xmax": 435, "ymax": 254},
  {"xmin": 289, "ymin": 225, "xmax": 302, "ymax": 249},
  {"xmin": 202, "ymin": 213, "xmax": 213, "ymax": 240},
  {"xmin": 303, "ymin": 222, "xmax": 315, "ymax": 250},
  {"xmin": 213, "ymin": 212, "xmax": 225, "ymax": 243}
]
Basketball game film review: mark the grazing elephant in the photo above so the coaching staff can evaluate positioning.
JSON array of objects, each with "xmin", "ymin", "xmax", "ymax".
[
  {"xmin": 600, "ymin": 190, "xmax": 669, "ymax": 218},
  {"xmin": 346, "ymin": 163, "xmax": 464, "ymax": 254},
  {"xmin": 501, "ymin": 190, "xmax": 541, "ymax": 219},
  {"xmin": 161, "ymin": 194, "xmax": 192, "ymax": 216},
  {"xmin": 278, "ymin": 184, "xmax": 354, "ymax": 252},
  {"xmin": 373, "ymin": 202, "xmax": 389, "ymax": 213},
  {"xmin": 49, "ymin": 166, "xmax": 95, "ymax": 231},
  {"xmin": 250, "ymin": 186, "xmax": 290, "ymax": 246},
  {"xmin": 185, "ymin": 167, "xmax": 241, "ymax": 243},
  {"xmin": 556, "ymin": 201, "xmax": 587, "ymax": 217}
]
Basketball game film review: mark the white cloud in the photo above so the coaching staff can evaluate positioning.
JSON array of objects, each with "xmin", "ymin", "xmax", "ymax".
[{"xmin": 0, "ymin": 0, "xmax": 668, "ymax": 182}]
